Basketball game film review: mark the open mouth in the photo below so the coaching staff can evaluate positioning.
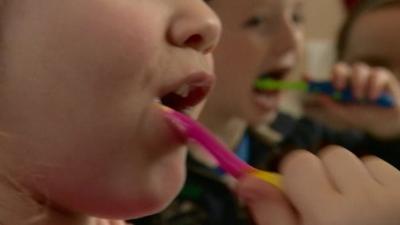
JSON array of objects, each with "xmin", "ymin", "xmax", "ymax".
[
  {"xmin": 158, "ymin": 73, "xmax": 214, "ymax": 113},
  {"xmin": 251, "ymin": 68, "xmax": 290, "ymax": 111},
  {"xmin": 254, "ymin": 68, "xmax": 290, "ymax": 94}
]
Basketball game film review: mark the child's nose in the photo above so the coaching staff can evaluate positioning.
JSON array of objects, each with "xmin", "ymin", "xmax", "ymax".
[
  {"xmin": 271, "ymin": 20, "xmax": 297, "ymax": 57},
  {"xmin": 168, "ymin": 3, "xmax": 222, "ymax": 54}
]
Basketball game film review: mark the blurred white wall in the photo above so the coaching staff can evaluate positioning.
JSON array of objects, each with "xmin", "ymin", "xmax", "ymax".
[
  {"xmin": 280, "ymin": 0, "xmax": 346, "ymax": 115},
  {"xmin": 304, "ymin": 0, "xmax": 346, "ymax": 79}
]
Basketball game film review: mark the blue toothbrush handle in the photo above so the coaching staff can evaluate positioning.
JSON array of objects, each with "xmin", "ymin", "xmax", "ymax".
[{"xmin": 308, "ymin": 81, "xmax": 394, "ymax": 108}]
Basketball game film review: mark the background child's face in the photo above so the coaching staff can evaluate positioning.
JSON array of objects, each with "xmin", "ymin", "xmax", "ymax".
[
  {"xmin": 0, "ymin": 0, "xmax": 220, "ymax": 219},
  {"xmin": 343, "ymin": 6, "xmax": 400, "ymax": 76},
  {"xmin": 205, "ymin": 0, "xmax": 304, "ymax": 125}
]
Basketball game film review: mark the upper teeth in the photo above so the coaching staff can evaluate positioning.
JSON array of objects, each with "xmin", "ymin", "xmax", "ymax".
[{"xmin": 175, "ymin": 84, "xmax": 190, "ymax": 98}]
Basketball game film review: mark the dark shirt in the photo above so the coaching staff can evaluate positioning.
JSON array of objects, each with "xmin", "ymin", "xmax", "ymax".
[{"xmin": 268, "ymin": 113, "xmax": 400, "ymax": 170}]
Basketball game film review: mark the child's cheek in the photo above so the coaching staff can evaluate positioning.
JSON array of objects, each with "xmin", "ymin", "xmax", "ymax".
[{"xmin": 206, "ymin": 54, "xmax": 215, "ymax": 72}]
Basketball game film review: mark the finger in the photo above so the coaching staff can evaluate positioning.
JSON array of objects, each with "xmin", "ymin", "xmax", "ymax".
[
  {"xmin": 319, "ymin": 146, "xmax": 379, "ymax": 194},
  {"xmin": 280, "ymin": 150, "xmax": 338, "ymax": 215},
  {"xmin": 351, "ymin": 63, "xmax": 370, "ymax": 100},
  {"xmin": 303, "ymin": 95, "xmax": 326, "ymax": 112},
  {"xmin": 383, "ymin": 70, "xmax": 400, "ymax": 107},
  {"xmin": 237, "ymin": 175, "xmax": 283, "ymax": 202},
  {"xmin": 368, "ymin": 67, "xmax": 390, "ymax": 100},
  {"xmin": 362, "ymin": 155, "xmax": 400, "ymax": 187},
  {"xmin": 237, "ymin": 175, "xmax": 298, "ymax": 225},
  {"xmin": 332, "ymin": 62, "xmax": 351, "ymax": 90},
  {"xmin": 314, "ymin": 95, "xmax": 354, "ymax": 124},
  {"xmin": 315, "ymin": 94, "xmax": 339, "ymax": 107}
]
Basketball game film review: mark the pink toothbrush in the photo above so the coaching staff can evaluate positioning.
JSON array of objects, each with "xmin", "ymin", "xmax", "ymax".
[{"xmin": 162, "ymin": 106, "xmax": 281, "ymax": 189}]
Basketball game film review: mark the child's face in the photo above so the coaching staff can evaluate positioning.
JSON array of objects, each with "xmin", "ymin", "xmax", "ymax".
[
  {"xmin": 344, "ymin": 6, "xmax": 400, "ymax": 76},
  {"xmin": 205, "ymin": 0, "xmax": 304, "ymax": 124},
  {"xmin": 0, "ymin": 0, "xmax": 220, "ymax": 219}
]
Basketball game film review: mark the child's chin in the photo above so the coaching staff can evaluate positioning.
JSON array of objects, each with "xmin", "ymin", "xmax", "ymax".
[
  {"xmin": 112, "ymin": 186, "xmax": 184, "ymax": 219},
  {"xmin": 92, "ymin": 176, "xmax": 185, "ymax": 219},
  {"xmin": 95, "ymin": 198, "xmax": 175, "ymax": 220},
  {"xmin": 129, "ymin": 192, "xmax": 180, "ymax": 219},
  {"xmin": 61, "ymin": 190, "xmax": 181, "ymax": 220},
  {"xmin": 139, "ymin": 174, "xmax": 186, "ymax": 216}
]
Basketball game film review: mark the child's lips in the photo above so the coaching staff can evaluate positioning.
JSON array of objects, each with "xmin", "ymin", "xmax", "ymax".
[
  {"xmin": 257, "ymin": 68, "xmax": 290, "ymax": 81},
  {"xmin": 156, "ymin": 72, "xmax": 215, "ymax": 144},
  {"xmin": 253, "ymin": 90, "xmax": 281, "ymax": 111}
]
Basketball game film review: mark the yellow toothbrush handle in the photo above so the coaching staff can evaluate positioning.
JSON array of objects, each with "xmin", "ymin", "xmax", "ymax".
[{"xmin": 250, "ymin": 169, "xmax": 282, "ymax": 189}]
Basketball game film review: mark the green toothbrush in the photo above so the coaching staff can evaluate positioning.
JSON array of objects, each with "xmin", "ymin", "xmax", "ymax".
[{"xmin": 254, "ymin": 78, "xmax": 394, "ymax": 108}]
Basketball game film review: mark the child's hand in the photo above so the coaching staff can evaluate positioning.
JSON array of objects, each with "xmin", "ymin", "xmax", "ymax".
[
  {"xmin": 305, "ymin": 62, "xmax": 400, "ymax": 139},
  {"xmin": 236, "ymin": 176, "xmax": 298, "ymax": 225},
  {"xmin": 237, "ymin": 146, "xmax": 400, "ymax": 225}
]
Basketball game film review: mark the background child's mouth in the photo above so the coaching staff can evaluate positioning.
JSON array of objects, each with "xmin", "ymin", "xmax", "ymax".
[{"xmin": 253, "ymin": 68, "xmax": 290, "ymax": 92}]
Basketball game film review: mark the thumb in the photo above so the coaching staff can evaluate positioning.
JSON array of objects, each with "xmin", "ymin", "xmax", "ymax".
[{"xmin": 236, "ymin": 175, "xmax": 299, "ymax": 225}]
